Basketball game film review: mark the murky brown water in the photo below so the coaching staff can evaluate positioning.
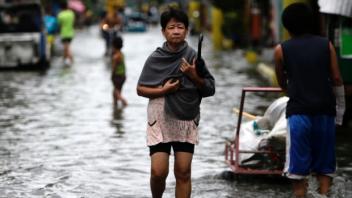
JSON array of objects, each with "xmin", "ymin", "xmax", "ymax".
[{"xmin": 0, "ymin": 26, "xmax": 351, "ymax": 198}]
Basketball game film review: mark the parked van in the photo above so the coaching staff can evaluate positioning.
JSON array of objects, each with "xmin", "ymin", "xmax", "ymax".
[{"xmin": 0, "ymin": 0, "xmax": 49, "ymax": 69}]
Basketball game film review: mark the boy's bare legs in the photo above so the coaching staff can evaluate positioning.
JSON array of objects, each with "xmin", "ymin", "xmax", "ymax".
[
  {"xmin": 174, "ymin": 152, "xmax": 193, "ymax": 198},
  {"xmin": 150, "ymin": 152, "xmax": 169, "ymax": 198},
  {"xmin": 292, "ymin": 179, "xmax": 308, "ymax": 198},
  {"xmin": 113, "ymin": 89, "xmax": 118, "ymax": 108},
  {"xmin": 113, "ymin": 89, "xmax": 127, "ymax": 107},
  {"xmin": 316, "ymin": 174, "xmax": 332, "ymax": 195},
  {"xmin": 63, "ymin": 42, "xmax": 73, "ymax": 64}
]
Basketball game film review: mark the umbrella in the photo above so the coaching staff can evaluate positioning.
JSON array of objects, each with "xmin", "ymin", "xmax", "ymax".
[{"xmin": 68, "ymin": 0, "xmax": 85, "ymax": 13}]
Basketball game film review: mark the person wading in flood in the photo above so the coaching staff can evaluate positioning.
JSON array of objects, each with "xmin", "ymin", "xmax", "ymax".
[
  {"xmin": 111, "ymin": 36, "xmax": 127, "ymax": 108},
  {"xmin": 100, "ymin": 10, "xmax": 122, "ymax": 56},
  {"xmin": 57, "ymin": 1, "xmax": 75, "ymax": 65},
  {"xmin": 136, "ymin": 8, "xmax": 215, "ymax": 198},
  {"xmin": 274, "ymin": 3, "xmax": 345, "ymax": 197}
]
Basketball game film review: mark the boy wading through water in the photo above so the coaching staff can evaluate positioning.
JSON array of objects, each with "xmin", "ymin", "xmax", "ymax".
[
  {"xmin": 274, "ymin": 3, "xmax": 345, "ymax": 197},
  {"xmin": 136, "ymin": 8, "xmax": 215, "ymax": 198},
  {"xmin": 111, "ymin": 36, "xmax": 127, "ymax": 108}
]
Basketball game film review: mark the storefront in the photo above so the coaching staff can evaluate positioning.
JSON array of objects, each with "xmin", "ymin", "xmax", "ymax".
[
  {"xmin": 319, "ymin": 0, "xmax": 352, "ymax": 87},
  {"xmin": 319, "ymin": 0, "xmax": 352, "ymax": 123}
]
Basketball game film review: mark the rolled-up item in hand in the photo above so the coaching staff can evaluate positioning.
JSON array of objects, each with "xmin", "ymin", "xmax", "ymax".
[{"xmin": 333, "ymin": 85, "xmax": 345, "ymax": 125}]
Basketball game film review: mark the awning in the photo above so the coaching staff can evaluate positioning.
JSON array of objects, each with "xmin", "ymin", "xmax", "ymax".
[{"xmin": 318, "ymin": 0, "xmax": 352, "ymax": 18}]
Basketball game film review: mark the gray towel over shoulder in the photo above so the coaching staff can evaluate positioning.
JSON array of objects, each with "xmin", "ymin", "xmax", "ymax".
[{"xmin": 138, "ymin": 41, "xmax": 215, "ymax": 120}]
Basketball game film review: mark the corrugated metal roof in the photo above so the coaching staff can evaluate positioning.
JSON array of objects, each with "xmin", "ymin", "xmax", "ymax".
[{"xmin": 319, "ymin": 0, "xmax": 352, "ymax": 17}]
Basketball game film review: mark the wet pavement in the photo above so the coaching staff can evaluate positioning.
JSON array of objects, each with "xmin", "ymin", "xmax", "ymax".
[{"xmin": 0, "ymin": 26, "xmax": 351, "ymax": 198}]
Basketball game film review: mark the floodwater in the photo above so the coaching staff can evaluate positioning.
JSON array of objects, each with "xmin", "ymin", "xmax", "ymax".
[{"xmin": 0, "ymin": 26, "xmax": 351, "ymax": 198}]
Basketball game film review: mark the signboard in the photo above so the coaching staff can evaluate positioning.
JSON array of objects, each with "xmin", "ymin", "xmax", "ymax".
[
  {"xmin": 339, "ymin": 18, "xmax": 352, "ymax": 83},
  {"xmin": 340, "ymin": 19, "xmax": 352, "ymax": 58}
]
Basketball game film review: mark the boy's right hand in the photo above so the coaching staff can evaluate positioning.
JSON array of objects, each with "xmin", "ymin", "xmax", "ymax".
[{"xmin": 163, "ymin": 79, "xmax": 180, "ymax": 94}]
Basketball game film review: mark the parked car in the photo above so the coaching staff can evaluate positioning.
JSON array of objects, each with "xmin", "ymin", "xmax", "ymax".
[{"xmin": 0, "ymin": 1, "xmax": 49, "ymax": 69}]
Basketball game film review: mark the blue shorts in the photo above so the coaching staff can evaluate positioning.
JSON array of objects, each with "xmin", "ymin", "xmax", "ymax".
[{"xmin": 284, "ymin": 115, "xmax": 336, "ymax": 179}]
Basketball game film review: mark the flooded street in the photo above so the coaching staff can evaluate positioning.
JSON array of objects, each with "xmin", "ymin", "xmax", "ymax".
[{"xmin": 0, "ymin": 26, "xmax": 351, "ymax": 198}]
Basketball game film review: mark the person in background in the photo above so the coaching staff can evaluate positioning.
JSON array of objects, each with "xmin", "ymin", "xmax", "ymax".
[
  {"xmin": 274, "ymin": 3, "xmax": 345, "ymax": 197},
  {"xmin": 100, "ymin": 10, "xmax": 122, "ymax": 56},
  {"xmin": 111, "ymin": 36, "xmax": 127, "ymax": 108},
  {"xmin": 57, "ymin": 1, "xmax": 75, "ymax": 65},
  {"xmin": 136, "ymin": 8, "xmax": 215, "ymax": 198},
  {"xmin": 44, "ymin": 6, "xmax": 58, "ymax": 55}
]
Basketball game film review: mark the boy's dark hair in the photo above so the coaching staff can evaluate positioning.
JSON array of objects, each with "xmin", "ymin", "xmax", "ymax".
[
  {"xmin": 113, "ymin": 36, "xmax": 123, "ymax": 49},
  {"xmin": 282, "ymin": 3, "xmax": 313, "ymax": 36},
  {"xmin": 160, "ymin": 8, "xmax": 189, "ymax": 30}
]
